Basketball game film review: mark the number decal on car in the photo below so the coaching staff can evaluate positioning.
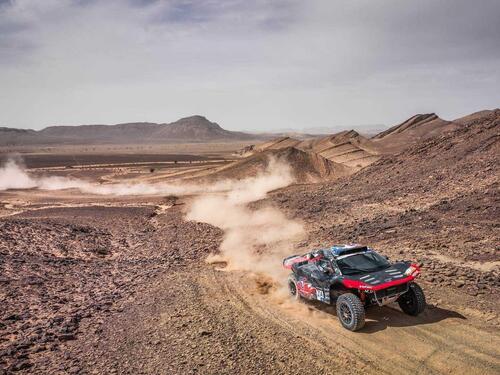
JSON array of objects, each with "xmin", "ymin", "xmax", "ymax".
[{"xmin": 316, "ymin": 290, "xmax": 324, "ymax": 301}]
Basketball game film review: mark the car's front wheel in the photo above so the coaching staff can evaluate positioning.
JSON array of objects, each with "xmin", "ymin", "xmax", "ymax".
[
  {"xmin": 398, "ymin": 282, "xmax": 426, "ymax": 316},
  {"xmin": 336, "ymin": 293, "xmax": 365, "ymax": 331}
]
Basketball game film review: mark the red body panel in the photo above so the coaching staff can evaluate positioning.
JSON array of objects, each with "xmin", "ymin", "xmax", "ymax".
[
  {"xmin": 296, "ymin": 279, "xmax": 317, "ymax": 299},
  {"xmin": 343, "ymin": 275, "xmax": 416, "ymax": 291}
]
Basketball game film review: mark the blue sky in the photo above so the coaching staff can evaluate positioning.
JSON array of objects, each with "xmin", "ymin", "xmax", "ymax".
[{"xmin": 1, "ymin": 0, "xmax": 499, "ymax": 131}]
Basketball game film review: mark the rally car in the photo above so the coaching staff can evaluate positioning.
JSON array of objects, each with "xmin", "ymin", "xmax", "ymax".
[{"xmin": 283, "ymin": 244, "xmax": 426, "ymax": 331}]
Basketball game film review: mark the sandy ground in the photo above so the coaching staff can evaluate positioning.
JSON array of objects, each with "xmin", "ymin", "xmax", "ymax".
[{"xmin": 0, "ymin": 137, "xmax": 499, "ymax": 374}]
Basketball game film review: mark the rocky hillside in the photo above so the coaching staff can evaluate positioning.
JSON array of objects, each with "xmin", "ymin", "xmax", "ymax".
[
  {"xmin": 371, "ymin": 110, "xmax": 497, "ymax": 153},
  {"xmin": 372, "ymin": 113, "xmax": 448, "ymax": 139},
  {"xmin": 0, "ymin": 116, "xmax": 258, "ymax": 146},
  {"xmin": 269, "ymin": 109, "xmax": 500, "ymax": 315},
  {"xmin": 209, "ymin": 147, "xmax": 351, "ymax": 183},
  {"xmin": 238, "ymin": 109, "xmax": 498, "ymax": 178},
  {"xmin": 297, "ymin": 130, "xmax": 380, "ymax": 170},
  {"xmin": 237, "ymin": 130, "xmax": 381, "ymax": 174}
]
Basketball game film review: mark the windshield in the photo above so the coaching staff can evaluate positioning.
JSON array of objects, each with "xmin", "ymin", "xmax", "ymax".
[{"xmin": 337, "ymin": 252, "xmax": 390, "ymax": 275}]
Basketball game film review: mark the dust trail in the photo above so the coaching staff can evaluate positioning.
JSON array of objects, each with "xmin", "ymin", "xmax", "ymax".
[
  {"xmin": 0, "ymin": 158, "xmax": 38, "ymax": 190},
  {"xmin": 0, "ymin": 157, "xmax": 288, "ymax": 197},
  {"xmin": 1, "ymin": 156, "xmax": 304, "ymax": 287},
  {"xmin": 186, "ymin": 157, "xmax": 305, "ymax": 282}
]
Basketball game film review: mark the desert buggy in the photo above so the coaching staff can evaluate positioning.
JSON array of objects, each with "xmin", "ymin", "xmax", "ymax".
[{"xmin": 283, "ymin": 245, "xmax": 426, "ymax": 331}]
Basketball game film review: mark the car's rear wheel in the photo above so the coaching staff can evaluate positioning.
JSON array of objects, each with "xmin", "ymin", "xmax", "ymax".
[
  {"xmin": 336, "ymin": 293, "xmax": 365, "ymax": 331},
  {"xmin": 287, "ymin": 274, "xmax": 300, "ymax": 300},
  {"xmin": 398, "ymin": 282, "xmax": 426, "ymax": 316}
]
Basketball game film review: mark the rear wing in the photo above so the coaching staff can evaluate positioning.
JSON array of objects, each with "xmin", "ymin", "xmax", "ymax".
[
  {"xmin": 283, "ymin": 254, "xmax": 305, "ymax": 269},
  {"xmin": 283, "ymin": 252, "xmax": 323, "ymax": 269}
]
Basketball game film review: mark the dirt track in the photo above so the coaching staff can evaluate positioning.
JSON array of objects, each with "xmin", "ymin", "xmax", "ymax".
[{"xmin": 69, "ymin": 262, "xmax": 500, "ymax": 375}]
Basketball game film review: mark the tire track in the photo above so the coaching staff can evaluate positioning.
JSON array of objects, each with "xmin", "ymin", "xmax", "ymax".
[{"xmin": 204, "ymin": 267, "xmax": 500, "ymax": 374}]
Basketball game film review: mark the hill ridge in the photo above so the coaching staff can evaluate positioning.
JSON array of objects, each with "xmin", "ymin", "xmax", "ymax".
[{"xmin": 0, "ymin": 116, "xmax": 257, "ymax": 146}]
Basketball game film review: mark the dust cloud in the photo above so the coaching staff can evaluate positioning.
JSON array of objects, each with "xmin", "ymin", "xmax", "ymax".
[
  {"xmin": 186, "ymin": 157, "xmax": 305, "ymax": 282},
  {"xmin": 1, "ymin": 156, "xmax": 305, "ymax": 292},
  {"xmin": 0, "ymin": 157, "xmax": 291, "ymax": 198},
  {"xmin": 0, "ymin": 159, "xmax": 38, "ymax": 191}
]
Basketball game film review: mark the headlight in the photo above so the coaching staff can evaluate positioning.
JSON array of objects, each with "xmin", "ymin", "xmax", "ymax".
[
  {"xmin": 404, "ymin": 265, "xmax": 420, "ymax": 277},
  {"xmin": 404, "ymin": 266, "xmax": 415, "ymax": 276},
  {"xmin": 358, "ymin": 285, "xmax": 373, "ymax": 290}
]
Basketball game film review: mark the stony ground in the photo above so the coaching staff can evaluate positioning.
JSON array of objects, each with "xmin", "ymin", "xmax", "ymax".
[
  {"xmin": 0, "ymin": 202, "xmax": 222, "ymax": 373},
  {"xmin": 1, "ymin": 193, "xmax": 498, "ymax": 374},
  {"xmin": 0, "ymin": 111, "xmax": 499, "ymax": 374}
]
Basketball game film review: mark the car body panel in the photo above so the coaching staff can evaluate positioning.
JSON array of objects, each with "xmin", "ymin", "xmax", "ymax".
[{"xmin": 284, "ymin": 244, "xmax": 421, "ymax": 306}]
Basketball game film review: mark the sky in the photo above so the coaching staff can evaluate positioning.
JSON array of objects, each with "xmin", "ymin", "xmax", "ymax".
[{"xmin": 0, "ymin": 0, "xmax": 499, "ymax": 132}]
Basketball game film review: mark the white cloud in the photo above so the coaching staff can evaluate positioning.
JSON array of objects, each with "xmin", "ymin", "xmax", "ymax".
[{"xmin": 0, "ymin": 0, "xmax": 499, "ymax": 131}]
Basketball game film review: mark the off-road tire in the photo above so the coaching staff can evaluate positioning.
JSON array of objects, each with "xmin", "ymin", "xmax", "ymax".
[
  {"xmin": 398, "ymin": 282, "xmax": 426, "ymax": 316},
  {"xmin": 287, "ymin": 274, "xmax": 301, "ymax": 300},
  {"xmin": 336, "ymin": 293, "xmax": 365, "ymax": 331}
]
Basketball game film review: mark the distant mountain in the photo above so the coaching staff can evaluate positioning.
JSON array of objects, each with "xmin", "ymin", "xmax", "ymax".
[
  {"xmin": 0, "ymin": 116, "xmax": 260, "ymax": 146},
  {"xmin": 0, "ymin": 127, "xmax": 52, "ymax": 146}
]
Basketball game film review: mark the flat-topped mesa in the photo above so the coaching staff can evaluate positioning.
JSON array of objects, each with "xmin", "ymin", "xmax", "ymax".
[{"xmin": 0, "ymin": 127, "xmax": 34, "ymax": 134}]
